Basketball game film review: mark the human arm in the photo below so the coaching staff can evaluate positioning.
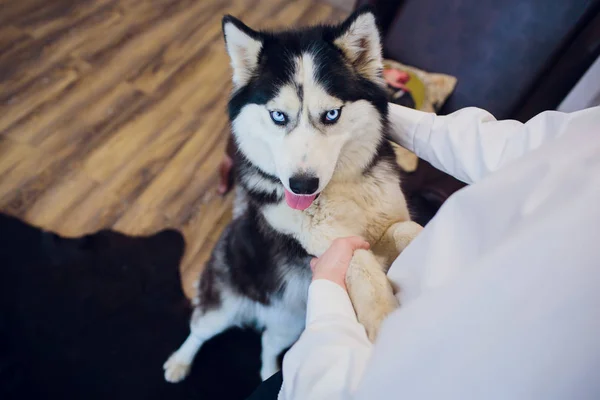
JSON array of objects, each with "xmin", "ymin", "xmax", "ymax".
[
  {"xmin": 281, "ymin": 107, "xmax": 600, "ymax": 399},
  {"xmin": 387, "ymin": 104, "xmax": 592, "ymax": 184},
  {"xmin": 278, "ymin": 238, "xmax": 374, "ymax": 400}
]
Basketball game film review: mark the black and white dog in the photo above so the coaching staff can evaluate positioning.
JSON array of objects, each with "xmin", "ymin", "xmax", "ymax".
[{"xmin": 164, "ymin": 7, "xmax": 422, "ymax": 383}]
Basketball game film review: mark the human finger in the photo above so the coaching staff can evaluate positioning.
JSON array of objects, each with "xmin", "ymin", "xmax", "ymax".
[{"xmin": 344, "ymin": 236, "xmax": 370, "ymax": 251}]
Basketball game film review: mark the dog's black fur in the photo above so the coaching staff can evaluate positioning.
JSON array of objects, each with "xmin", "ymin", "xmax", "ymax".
[{"xmin": 198, "ymin": 204, "xmax": 310, "ymax": 311}]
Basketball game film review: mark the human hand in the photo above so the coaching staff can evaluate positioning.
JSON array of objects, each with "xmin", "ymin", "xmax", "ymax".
[
  {"xmin": 217, "ymin": 154, "xmax": 234, "ymax": 195},
  {"xmin": 217, "ymin": 136, "xmax": 237, "ymax": 195},
  {"xmin": 310, "ymin": 237, "xmax": 371, "ymax": 291}
]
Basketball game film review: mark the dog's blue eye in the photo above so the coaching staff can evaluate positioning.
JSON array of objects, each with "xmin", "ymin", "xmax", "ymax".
[
  {"xmin": 270, "ymin": 110, "xmax": 287, "ymax": 125},
  {"xmin": 324, "ymin": 108, "xmax": 341, "ymax": 124}
]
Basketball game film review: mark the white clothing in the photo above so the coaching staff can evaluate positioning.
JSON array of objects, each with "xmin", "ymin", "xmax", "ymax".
[{"xmin": 279, "ymin": 105, "xmax": 600, "ymax": 400}]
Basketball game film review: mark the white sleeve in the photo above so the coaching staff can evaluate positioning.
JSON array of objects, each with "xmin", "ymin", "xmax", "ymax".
[
  {"xmin": 388, "ymin": 104, "xmax": 582, "ymax": 184},
  {"xmin": 278, "ymin": 279, "xmax": 373, "ymax": 400}
]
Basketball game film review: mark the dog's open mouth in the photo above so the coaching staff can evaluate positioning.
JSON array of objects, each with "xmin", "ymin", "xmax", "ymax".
[{"xmin": 284, "ymin": 189, "xmax": 317, "ymax": 211}]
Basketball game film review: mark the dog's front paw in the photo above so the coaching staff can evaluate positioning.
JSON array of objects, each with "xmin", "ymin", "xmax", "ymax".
[
  {"xmin": 163, "ymin": 352, "xmax": 191, "ymax": 383},
  {"xmin": 357, "ymin": 293, "xmax": 398, "ymax": 342}
]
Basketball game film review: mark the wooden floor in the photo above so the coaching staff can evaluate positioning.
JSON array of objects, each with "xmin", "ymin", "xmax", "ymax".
[{"xmin": 0, "ymin": 0, "xmax": 345, "ymax": 298}]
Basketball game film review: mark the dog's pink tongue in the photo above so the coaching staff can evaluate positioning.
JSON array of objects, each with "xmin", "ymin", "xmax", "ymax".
[{"xmin": 284, "ymin": 189, "xmax": 316, "ymax": 210}]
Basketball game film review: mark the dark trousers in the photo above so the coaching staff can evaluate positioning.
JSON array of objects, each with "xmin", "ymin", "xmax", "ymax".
[{"xmin": 246, "ymin": 372, "xmax": 283, "ymax": 400}]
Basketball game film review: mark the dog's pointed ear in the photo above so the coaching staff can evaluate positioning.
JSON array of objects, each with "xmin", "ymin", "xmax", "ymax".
[
  {"xmin": 222, "ymin": 15, "xmax": 263, "ymax": 88},
  {"xmin": 333, "ymin": 7, "xmax": 383, "ymax": 82}
]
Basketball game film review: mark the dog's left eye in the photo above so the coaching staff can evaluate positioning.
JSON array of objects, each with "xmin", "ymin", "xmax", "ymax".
[
  {"xmin": 270, "ymin": 110, "xmax": 287, "ymax": 126},
  {"xmin": 323, "ymin": 108, "xmax": 342, "ymax": 124}
]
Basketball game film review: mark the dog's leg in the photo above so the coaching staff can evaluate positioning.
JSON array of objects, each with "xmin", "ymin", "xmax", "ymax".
[
  {"xmin": 373, "ymin": 221, "xmax": 423, "ymax": 270},
  {"xmin": 163, "ymin": 305, "xmax": 236, "ymax": 383},
  {"xmin": 388, "ymin": 220, "xmax": 423, "ymax": 254},
  {"xmin": 260, "ymin": 325, "xmax": 301, "ymax": 381},
  {"xmin": 347, "ymin": 222, "xmax": 422, "ymax": 341},
  {"xmin": 163, "ymin": 331, "xmax": 203, "ymax": 383},
  {"xmin": 346, "ymin": 249, "xmax": 399, "ymax": 342}
]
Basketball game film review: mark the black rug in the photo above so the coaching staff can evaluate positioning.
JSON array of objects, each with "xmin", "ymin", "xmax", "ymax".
[{"xmin": 0, "ymin": 213, "xmax": 261, "ymax": 400}]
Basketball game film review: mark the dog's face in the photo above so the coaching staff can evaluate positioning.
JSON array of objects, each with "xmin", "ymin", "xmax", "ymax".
[{"xmin": 223, "ymin": 8, "xmax": 388, "ymax": 210}]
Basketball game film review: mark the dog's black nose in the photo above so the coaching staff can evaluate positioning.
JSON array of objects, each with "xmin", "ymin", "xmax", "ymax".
[{"xmin": 289, "ymin": 175, "xmax": 319, "ymax": 195}]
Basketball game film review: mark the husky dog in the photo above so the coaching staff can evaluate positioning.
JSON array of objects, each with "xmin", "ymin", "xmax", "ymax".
[{"xmin": 163, "ymin": 7, "xmax": 422, "ymax": 383}]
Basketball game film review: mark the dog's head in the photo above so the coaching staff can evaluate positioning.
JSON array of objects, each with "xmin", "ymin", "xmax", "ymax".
[{"xmin": 223, "ymin": 7, "xmax": 388, "ymax": 210}]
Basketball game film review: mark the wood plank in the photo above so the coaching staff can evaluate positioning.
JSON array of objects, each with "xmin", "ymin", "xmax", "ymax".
[
  {"xmin": 81, "ymin": 43, "xmax": 229, "ymax": 182},
  {"xmin": 67, "ymin": 1, "xmax": 164, "ymax": 63},
  {"xmin": 112, "ymin": 201, "xmax": 175, "ymax": 236},
  {"xmin": 0, "ymin": 84, "xmax": 146, "ymax": 220},
  {"xmin": 0, "ymin": 137, "xmax": 29, "ymax": 176},
  {"xmin": 127, "ymin": 0, "xmax": 245, "ymax": 93},
  {"xmin": 125, "ymin": 104, "xmax": 227, "ymax": 215},
  {"xmin": 46, "ymin": 183, "xmax": 131, "ymax": 236},
  {"xmin": 25, "ymin": 82, "xmax": 147, "ymax": 152},
  {"xmin": 0, "ymin": 59, "xmax": 84, "ymax": 134},
  {"xmin": 0, "ymin": 137, "xmax": 56, "ymax": 202},
  {"xmin": 22, "ymin": 107, "xmax": 194, "ymax": 233},
  {"xmin": 0, "ymin": 2, "xmax": 122, "ymax": 94},
  {"xmin": 78, "ymin": 106, "xmax": 180, "ymax": 180},
  {"xmin": 0, "ymin": 152, "xmax": 75, "ymax": 220},
  {"xmin": 296, "ymin": 0, "xmax": 347, "ymax": 25},
  {"xmin": 260, "ymin": 0, "xmax": 315, "ymax": 30},
  {"xmin": 0, "ymin": 25, "xmax": 32, "ymax": 55},
  {"xmin": 82, "ymin": 110, "xmax": 195, "ymax": 211},
  {"xmin": 71, "ymin": 0, "xmax": 201, "ymax": 64},
  {"xmin": 0, "ymin": 0, "xmax": 49, "ymax": 26},
  {"xmin": 19, "ymin": 0, "xmax": 115, "ymax": 38},
  {"xmin": 23, "ymin": 170, "xmax": 99, "ymax": 231},
  {"xmin": 1, "ymin": 1, "xmax": 214, "ymax": 147},
  {"xmin": 161, "ymin": 135, "xmax": 228, "ymax": 226}
]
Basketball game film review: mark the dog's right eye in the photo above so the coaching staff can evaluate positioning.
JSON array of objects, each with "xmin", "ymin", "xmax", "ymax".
[{"xmin": 269, "ymin": 110, "xmax": 287, "ymax": 126}]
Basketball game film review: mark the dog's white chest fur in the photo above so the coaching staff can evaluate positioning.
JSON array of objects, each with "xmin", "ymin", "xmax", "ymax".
[{"xmin": 262, "ymin": 166, "xmax": 410, "ymax": 257}]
